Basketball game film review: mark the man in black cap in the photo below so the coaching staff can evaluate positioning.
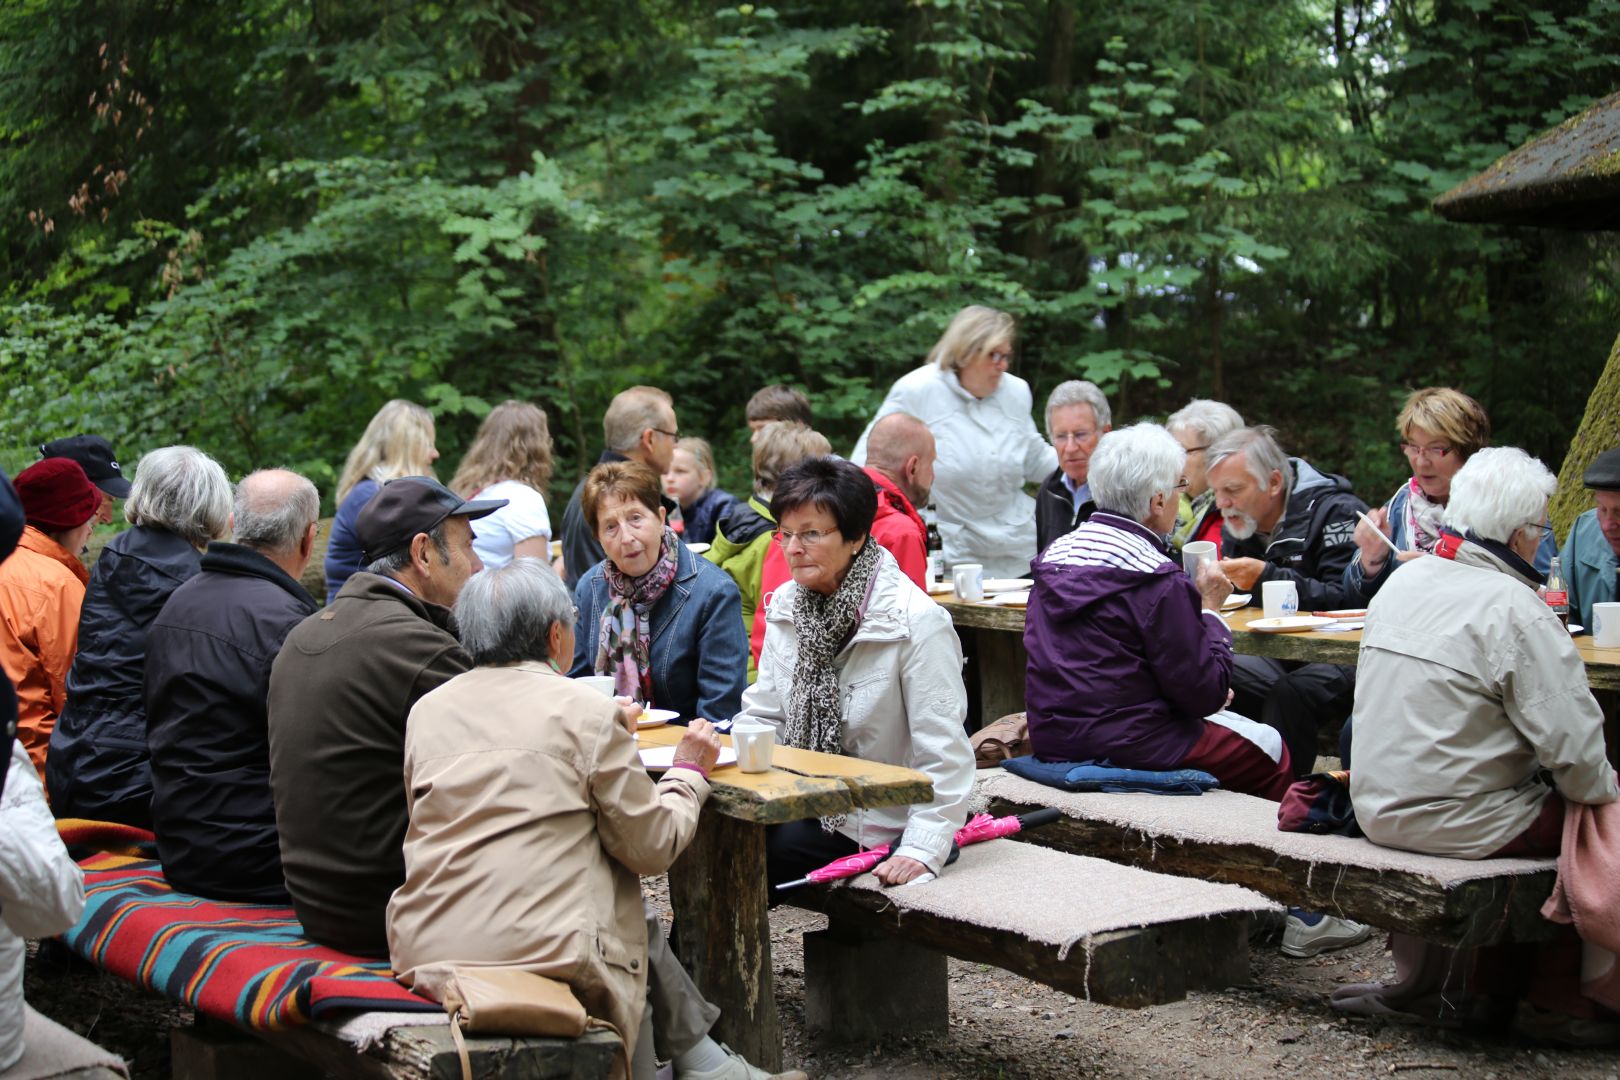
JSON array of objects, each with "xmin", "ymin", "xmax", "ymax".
[
  {"xmin": 266, "ymin": 477, "xmax": 504, "ymax": 955},
  {"xmin": 1562, "ymin": 446, "xmax": 1620, "ymax": 630},
  {"xmin": 39, "ymin": 435, "xmax": 132, "ymax": 525}
]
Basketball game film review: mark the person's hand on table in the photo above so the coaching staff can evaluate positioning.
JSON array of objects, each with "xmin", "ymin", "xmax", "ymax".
[
  {"xmin": 673, "ymin": 718, "xmax": 722, "ymax": 773},
  {"xmin": 613, "ymin": 696, "xmax": 641, "ymax": 736},
  {"xmin": 1354, "ymin": 507, "xmax": 1394, "ymax": 575},
  {"xmin": 1217, "ymin": 557, "xmax": 1266, "ymax": 591},
  {"xmin": 1195, "ymin": 559, "xmax": 1234, "ymax": 611},
  {"xmin": 875, "ymin": 855, "xmax": 930, "ymax": 886}
]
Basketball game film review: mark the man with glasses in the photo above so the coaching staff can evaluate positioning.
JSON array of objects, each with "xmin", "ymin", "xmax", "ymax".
[
  {"xmin": 559, "ymin": 386, "xmax": 682, "ymax": 588},
  {"xmin": 1035, "ymin": 381, "xmax": 1113, "ymax": 554}
]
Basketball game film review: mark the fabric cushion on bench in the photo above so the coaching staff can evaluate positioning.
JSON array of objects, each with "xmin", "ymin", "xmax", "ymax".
[
  {"xmin": 1001, "ymin": 755, "xmax": 1218, "ymax": 795},
  {"xmin": 10, "ymin": 1005, "xmax": 127, "ymax": 1080},
  {"xmin": 54, "ymin": 819, "xmax": 158, "ymax": 860},
  {"xmin": 58, "ymin": 854, "xmax": 438, "ymax": 1031},
  {"xmin": 975, "ymin": 770, "xmax": 1558, "ymax": 946}
]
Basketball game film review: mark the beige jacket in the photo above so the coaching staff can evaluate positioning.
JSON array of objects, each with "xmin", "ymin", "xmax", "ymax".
[
  {"xmin": 387, "ymin": 662, "xmax": 709, "ymax": 1066},
  {"xmin": 1351, "ymin": 538, "xmax": 1619, "ymax": 858}
]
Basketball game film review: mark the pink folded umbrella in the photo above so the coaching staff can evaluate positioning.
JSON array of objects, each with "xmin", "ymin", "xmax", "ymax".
[{"xmin": 773, "ymin": 808, "xmax": 1061, "ymax": 890}]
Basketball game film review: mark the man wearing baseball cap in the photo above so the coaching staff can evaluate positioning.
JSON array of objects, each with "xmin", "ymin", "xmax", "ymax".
[
  {"xmin": 0, "ymin": 458, "xmax": 101, "ymax": 780},
  {"xmin": 1562, "ymin": 446, "xmax": 1620, "ymax": 630},
  {"xmin": 39, "ymin": 435, "xmax": 131, "ymax": 525},
  {"xmin": 267, "ymin": 476, "xmax": 504, "ymax": 955}
]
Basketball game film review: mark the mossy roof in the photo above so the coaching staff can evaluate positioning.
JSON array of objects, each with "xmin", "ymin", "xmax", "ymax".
[{"xmin": 1433, "ymin": 90, "xmax": 1620, "ymax": 230}]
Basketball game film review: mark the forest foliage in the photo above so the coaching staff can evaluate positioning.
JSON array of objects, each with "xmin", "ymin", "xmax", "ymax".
[{"xmin": 2, "ymin": 0, "xmax": 1618, "ymax": 507}]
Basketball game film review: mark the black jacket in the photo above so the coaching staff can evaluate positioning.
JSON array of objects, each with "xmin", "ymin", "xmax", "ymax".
[
  {"xmin": 48, "ymin": 526, "xmax": 202, "ymax": 825},
  {"xmin": 1035, "ymin": 468, "xmax": 1095, "ymax": 557},
  {"xmin": 1220, "ymin": 457, "xmax": 1367, "ymax": 612},
  {"xmin": 145, "ymin": 543, "xmax": 316, "ymax": 902}
]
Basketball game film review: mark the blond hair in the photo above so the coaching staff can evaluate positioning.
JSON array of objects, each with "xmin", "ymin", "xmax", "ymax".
[
  {"xmin": 673, "ymin": 436, "xmax": 716, "ymax": 497},
  {"xmin": 927, "ymin": 305, "xmax": 1015, "ymax": 375},
  {"xmin": 1396, "ymin": 387, "xmax": 1491, "ymax": 460},
  {"xmin": 751, "ymin": 422, "xmax": 832, "ymax": 498},
  {"xmin": 451, "ymin": 400, "xmax": 554, "ymax": 497},
  {"xmin": 335, "ymin": 400, "xmax": 437, "ymax": 504}
]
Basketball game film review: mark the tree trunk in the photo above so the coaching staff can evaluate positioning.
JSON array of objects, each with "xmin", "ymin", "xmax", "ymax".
[{"xmin": 1551, "ymin": 328, "xmax": 1620, "ymax": 539}]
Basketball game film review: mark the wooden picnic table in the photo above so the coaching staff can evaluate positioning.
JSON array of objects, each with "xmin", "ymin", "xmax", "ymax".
[
  {"xmin": 934, "ymin": 593, "xmax": 1620, "ymax": 736},
  {"xmin": 635, "ymin": 724, "xmax": 933, "ymax": 1072}
]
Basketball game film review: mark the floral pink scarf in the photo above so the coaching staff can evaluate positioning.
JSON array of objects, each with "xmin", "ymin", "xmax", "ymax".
[
  {"xmin": 1404, "ymin": 477, "xmax": 1447, "ymax": 554},
  {"xmin": 595, "ymin": 526, "xmax": 680, "ymax": 704}
]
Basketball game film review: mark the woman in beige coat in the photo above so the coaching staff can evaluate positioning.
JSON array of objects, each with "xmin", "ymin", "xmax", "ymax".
[{"xmin": 387, "ymin": 560, "xmax": 800, "ymax": 1080}]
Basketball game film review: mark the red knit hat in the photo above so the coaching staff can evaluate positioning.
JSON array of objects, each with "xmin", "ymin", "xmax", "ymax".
[{"xmin": 14, "ymin": 457, "xmax": 100, "ymax": 532}]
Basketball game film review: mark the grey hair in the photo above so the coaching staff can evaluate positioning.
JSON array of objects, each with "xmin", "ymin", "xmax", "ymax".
[
  {"xmin": 365, "ymin": 521, "xmax": 450, "ymax": 576},
  {"xmin": 124, "ymin": 445, "xmax": 233, "ymax": 547},
  {"xmin": 1044, "ymin": 380, "xmax": 1112, "ymax": 438},
  {"xmin": 1206, "ymin": 426, "xmax": 1291, "ymax": 503},
  {"xmin": 603, "ymin": 386, "xmax": 674, "ymax": 454},
  {"xmin": 455, "ymin": 557, "xmax": 574, "ymax": 666},
  {"xmin": 233, "ymin": 470, "xmax": 319, "ymax": 555},
  {"xmin": 1166, "ymin": 399, "xmax": 1244, "ymax": 445},
  {"xmin": 1088, "ymin": 423, "xmax": 1185, "ymax": 523},
  {"xmin": 1442, "ymin": 447, "xmax": 1556, "ymax": 545}
]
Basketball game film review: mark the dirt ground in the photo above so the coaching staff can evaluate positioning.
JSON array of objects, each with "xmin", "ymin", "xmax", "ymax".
[{"xmin": 23, "ymin": 883, "xmax": 1620, "ymax": 1080}]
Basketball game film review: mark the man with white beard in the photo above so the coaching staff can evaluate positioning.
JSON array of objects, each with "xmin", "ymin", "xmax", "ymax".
[{"xmin": 1204, "ymin": 425, "xmax": 1366, "ymax": 786}]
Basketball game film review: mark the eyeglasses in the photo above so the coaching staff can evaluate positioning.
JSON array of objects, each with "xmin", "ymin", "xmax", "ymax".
[
  {"xmin": 1524, "ymin": 522, "xmax": 1554, "ymax": 540},
  {"xmin": 987, "ymin": 349, "xmax": 1013, "ymax": 365},
  {"xmin": 1182, "ymin": 444, "xmax": 1209, "ymax": 454},
  {"xmin": 1174, "ymin": 478, "xmax": 1190, "ymax": 491},
  {"xmin": 1052, "ymin": 430, "xmax": 1097, "ymax": 446},
  {"xmin": 653, "ymin": 427, "xmax": 680, "ymax": 440},
  {"xmin": 1400, "ymin": 442, "xmax": 1455, "ymax": 462},
  {"xmin": 775, "ymin": 528, "xmax": 836, "ymax": 549}
]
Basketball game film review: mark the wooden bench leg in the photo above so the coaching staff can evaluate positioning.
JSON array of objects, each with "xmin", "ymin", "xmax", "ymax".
[
  {"xmin": 803, "ymin": 920, "xmax": 948, "ymax": 1043},
  {"xmin": 668, "ymin": 813, "xmax": 781, "ymax": 1072},
  {"xmin": 171, "ymin": 1019, "xmax": 323, "ymax": 1080}
]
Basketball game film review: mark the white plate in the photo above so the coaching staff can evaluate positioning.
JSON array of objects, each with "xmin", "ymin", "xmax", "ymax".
[
  {"xmin": 983, "ymin": 590, "xmax": 1031, "ymax": 607},
  {"xmin": 1221, "ymin": 593, "xmax": 1251, "ymax": 610},
  {"xmin": 1246, "ymin": 615, "xmax": 1338, "ymax": 634},
  {"xmin": 1569, "ymin": 624, "xmax": 1585, "ymax": 635},
  {"xmin": 983, "ymin": 578, "xmax": 1033, "ymax": 594},
  {"xmin": 685, "ymin": 542, "xmax": 711, "ymax": 555},
  {"xmin": 639, "ymin": 745, "xmax": 737, "ymax": 770},
  {"xmin": 926, "ymin": 581, "xmax": 956, "ymax": 595},
  {"xmin": 637, "ymin": 708, "xmax": 680, "ymax": 729}
]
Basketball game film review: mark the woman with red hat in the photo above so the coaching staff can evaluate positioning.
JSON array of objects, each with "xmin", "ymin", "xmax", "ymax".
[{"xmin": 0, "ymin": 458, "xmax": 100, "ymax": 781}]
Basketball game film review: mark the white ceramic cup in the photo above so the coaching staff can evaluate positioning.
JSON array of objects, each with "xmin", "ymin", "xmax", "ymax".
[
  {"xmin": 1182, "ymin": 540, "xmax": 1217, "ymax": 579},
  {"xmin": 731, "ymin": 721, "xmax": 776, "ymax": 773},
  {"xmin": 1261, "ymin": 579, "xmax": 1299, "ymax": 620},
  {"xmin": 952, "ymin": 563, "xmax": 985, "ymax": 601},
  {"xmin": 1593, "ymin": 602, "xmax": 1620, "ymax": 648},
  {"xmin": 576, "ymin": 675, "xmax": 618, "ymax": 697}
]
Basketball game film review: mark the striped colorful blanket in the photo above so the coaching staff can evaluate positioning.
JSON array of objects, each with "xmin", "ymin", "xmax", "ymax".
[
  {"xmin": 60, "ymin": 854, "xmax": 438, "ymax": 1030},
  {"xmin": 55, "ymin": 818, "xmax": 159, "ymax": 859}
]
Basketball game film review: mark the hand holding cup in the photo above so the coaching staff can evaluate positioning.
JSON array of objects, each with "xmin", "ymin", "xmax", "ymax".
[
  {"xmin": 1195, "ymin": 559, "xmax": 1234, "ymax": 612},
  {"xmin": 673, "ymin": 718, "xmax": 722, "ymax": 774}
]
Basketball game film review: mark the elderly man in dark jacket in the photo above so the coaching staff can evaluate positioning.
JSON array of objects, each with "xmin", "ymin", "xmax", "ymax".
[
  {"xmin": 267, "ymin": 477, "xmax": 503, "ymax": 956},
  {"xmin": 1205, "ymin": 425, "xmax": 1368, "ymax": 778},
  {"xmin": 1034, "ymin": 380, "xmax": 1112, "ymax": 555},
  {"xmin": 1025, "ymin": 423, "xmax": 1292, "ymax": 798},
  {"xmin": 145, "ymin": 470, "xmax": 320, "ymax": 901}
]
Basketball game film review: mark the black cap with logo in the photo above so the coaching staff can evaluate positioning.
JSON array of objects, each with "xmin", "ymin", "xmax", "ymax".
[
  {"xmin": 356, "ymin": 476, "xmax": 507, "ymax": 563},
  {"xmin": 39, "ymin": 434, "xmax": 132, "ymax": 498}
]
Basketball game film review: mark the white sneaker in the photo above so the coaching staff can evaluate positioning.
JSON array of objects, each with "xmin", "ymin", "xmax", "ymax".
[
  {"xmin": 677, "ymin": 1044, "xmax": 809, "ymax": 1080},
  {"xmin": 1281, "ymin": 912, "xmax": 1373, "ymax": 958}
]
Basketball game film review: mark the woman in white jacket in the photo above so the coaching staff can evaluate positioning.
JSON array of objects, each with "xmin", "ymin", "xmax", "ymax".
[
  {"xmin": 737, "ymin": 457, "xmax": 975, "ymax": 888},
  {"xmin": 1, "ymin": 735, "xmax": 86, "ymax": 1070},
  {"xmin": 852, "ymin": 305, "xmax": 1056, "ymax": 579}
]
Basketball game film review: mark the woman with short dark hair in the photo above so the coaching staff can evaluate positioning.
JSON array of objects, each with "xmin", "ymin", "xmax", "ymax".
[
  {"xmin": 734, "ymin": 456, "xmax": 975, "ymax": 889},
  {"xmin": 570, "ymin": 461, "xmax": 747, "ymax": 724}
]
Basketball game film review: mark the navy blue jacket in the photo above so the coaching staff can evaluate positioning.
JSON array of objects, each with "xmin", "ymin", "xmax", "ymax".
[
  {"xmin": 146, "ymin": 542, "xmax": 316, "ymax": 902},
  {"xmin": 48, "ymin": 526, "xmax": 202, "ymax": 825}
]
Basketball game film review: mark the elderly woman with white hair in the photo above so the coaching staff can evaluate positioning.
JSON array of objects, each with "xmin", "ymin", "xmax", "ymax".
[
  {"xmin": 1034, "ymin": 380, "xmax": 1113, "ymax": 554},
  {"xmin": 1024, "ymin": 423, "xmax": 1293, "ymax": 799},
  {"xmin": 1166, "ymin": 398, "xmax": 1244, "ymax": 553},
  {"xmin": 47, "ymin": 445, "xmax": 233, "ymax": 825},
  {"xmin": 852, "ymin": 305, "xmax": 1056, "ymax": 579},
  {"xmin": 1341, "ymin": 448, "xmax": 1620, "ymax": 1039}
]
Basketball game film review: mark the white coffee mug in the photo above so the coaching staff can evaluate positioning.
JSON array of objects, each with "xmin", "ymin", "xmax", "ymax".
[
  {"xmin": 1261, "ymin": 579, "xmax": 1299, "ymax": 620},
  {"xmin": 576, "ymin": 675, "xmax": 618, "ymax": 697},
  {"xmin": 952, "ymin": 563, "xmax": 985, "ymax": 601},
  {"xmin": 1593, "ymin": 602, "xmax": 1620, "ymax": 648},
  {"xmin": 731, "ymin": 721, "xmax": 776, "ymax": 774},
  {"xmin": 1182, "ymin": 540, "xmax": 1217, "ymax": 579}
]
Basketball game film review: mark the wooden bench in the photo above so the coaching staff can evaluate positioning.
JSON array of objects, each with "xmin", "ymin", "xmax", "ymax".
[
  {"xmin": 781, "ymin": 838, "xmax": 1278, "ymax": 1041},
  {"xmin": 976, "ymin": 770, "xmax": 1559, "ymax": 947}
]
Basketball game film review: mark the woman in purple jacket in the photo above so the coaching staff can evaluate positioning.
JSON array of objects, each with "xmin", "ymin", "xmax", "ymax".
[{"xmin": 1023, "ymin": 422, "xmax": 1293, "ymax": 800}]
